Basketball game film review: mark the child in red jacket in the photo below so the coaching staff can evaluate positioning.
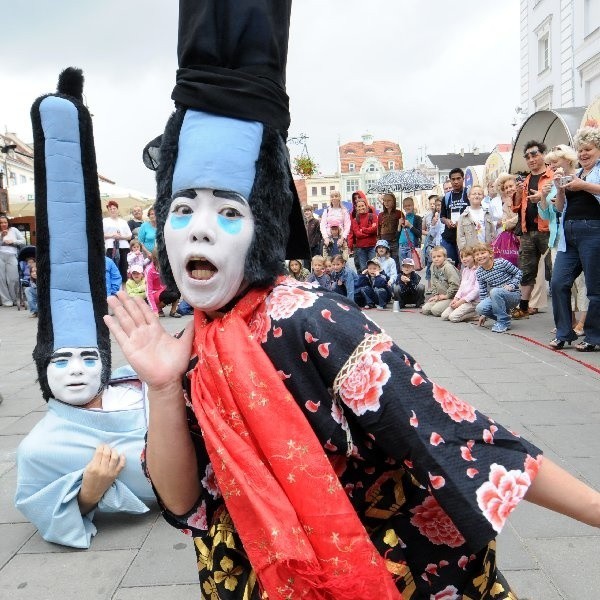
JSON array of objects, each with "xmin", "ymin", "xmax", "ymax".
[{"xmin": 349, "ymin": 197, "xmax": 378, "ymax": 271}]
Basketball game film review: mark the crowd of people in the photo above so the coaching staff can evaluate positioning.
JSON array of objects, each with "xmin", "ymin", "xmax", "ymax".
[{"xmin": 298, "ymin": 127, "xmax": 599, "ymax": 348}]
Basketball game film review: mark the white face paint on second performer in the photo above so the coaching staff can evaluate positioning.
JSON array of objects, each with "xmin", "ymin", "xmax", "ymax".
[
  {"xmin": 47, "ymin": 347, "xmax": 102, "ymax": 406},
  {"xmin": 164, "ymin": 189, "xmax": 255, "ymax": 312}
]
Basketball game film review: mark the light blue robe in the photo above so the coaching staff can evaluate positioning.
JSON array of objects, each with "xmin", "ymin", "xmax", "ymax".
[{"xmin": 15, "ymin": 383, "xmax": 155, "ymax": 548}]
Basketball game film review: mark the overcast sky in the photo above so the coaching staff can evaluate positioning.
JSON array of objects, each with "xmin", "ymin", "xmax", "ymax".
[{"xmin": 1, "ymin": 1, "xmax": 520, "ymax": 196}]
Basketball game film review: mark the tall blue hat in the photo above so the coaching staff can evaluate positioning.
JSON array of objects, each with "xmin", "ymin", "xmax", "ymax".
[{"xmin": 31, "ymin": 68, "xmax": 110, "ymax": 400}]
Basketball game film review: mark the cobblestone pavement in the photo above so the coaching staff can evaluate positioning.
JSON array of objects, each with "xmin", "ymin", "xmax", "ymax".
[{"xmin": 0, "ymin": 300, "xmax": 598, "ymax": 599}]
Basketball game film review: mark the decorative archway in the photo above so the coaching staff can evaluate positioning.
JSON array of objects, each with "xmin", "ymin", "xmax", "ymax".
[{"xmin": 509, "ymin": 107, "xmax": 585, "ymax": 173}]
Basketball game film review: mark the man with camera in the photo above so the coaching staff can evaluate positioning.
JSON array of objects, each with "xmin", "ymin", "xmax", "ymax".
[{"xmin": 512, "ymin": 140, "xmax": 553, "ymax": 319}]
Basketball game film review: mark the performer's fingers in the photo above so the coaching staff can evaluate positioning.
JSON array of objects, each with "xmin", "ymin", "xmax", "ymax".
[
  {"xmin": 108, "ymin": 448, "xmax": 122, "ymax": 471},
  {"xmin": 104, "ymin": 314, "xmax": 133, "ymax": 349},
  {"xmin": 114, "ymin": 290, "xmax": 147, "ymax": 328},
  {"xmin": 116, "ymin": 453, "xmax": 126, "ymax": 473},
  {"xmin": 131, "ymin": 294, "xmax": 159, "ymax": 326}
]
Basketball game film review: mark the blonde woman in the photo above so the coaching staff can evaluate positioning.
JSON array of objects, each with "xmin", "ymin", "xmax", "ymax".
[
  {"xmin": 320, "ymin": 190, "xmax": 350, "ymax": 245},
  {"xmin": 549, "ymin": 127, "xmax": 600, "ymax": 351}
]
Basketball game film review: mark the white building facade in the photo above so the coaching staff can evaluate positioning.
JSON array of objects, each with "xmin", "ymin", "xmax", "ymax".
[{"xmin": 520, "ymin": 0, "xmax": 600, "ymax": 113}]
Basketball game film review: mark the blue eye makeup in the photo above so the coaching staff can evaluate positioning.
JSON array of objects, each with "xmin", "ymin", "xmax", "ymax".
[
  {"xmin": 83, "ymin": 359, "xmax": 98, "ymax": 367},
  {"xmin": 217, "ymin": 214, "xmax": 242, "ymax": 234},
  {"xmin": 170, "ymin": 214, "xmax": 192, "ymax": 229},
  {"xmin": 52, "ymin": 360, "xmax": 68, "ymax": 369}
]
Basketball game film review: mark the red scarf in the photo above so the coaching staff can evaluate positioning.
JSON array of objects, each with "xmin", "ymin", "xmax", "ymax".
[{"xmin": 190, "ymin": 287, "xmax": 401, "ymax": 600}]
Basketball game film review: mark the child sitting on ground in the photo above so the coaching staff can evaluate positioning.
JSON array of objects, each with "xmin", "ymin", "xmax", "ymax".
[
  {"xmin": 421, "ymin": 245, "xmax": 460, "ymax": 316},
  {"xmin": 441, "ymin": 246, "xmax": 480, "ymax": 322},
  {"xmin": 474, "ymin": 242, "xmax": 522, "ymax": 333},
  {"xmin": 374, "ymin": 239, "xmax": 397, "ymax": 283},
  {"xmin": 392, "ymin": 257, "xmax": 425, "ymax": 308},
  {"xmin": 329, "ymin": 254, "xmax": 356, "ymax": 299},
  {"xmin": 126, "ymin": 239, "xmax": 149, "ymax": 276},
  {"xmin": 125, "ymin": 264, "xmax": 147, "ymax": 300},
  {"xmin": 306, "ymin": 255, "xmax": 331, "ymax": 289},
  {"xmin": 287, "ymin": 258, "xmax": 310, "ymax": 282},
  {"xmin": 355, "ymin": 258, "xmax": 391, "ymax": 310},
  {"xmin": 322, "ymin": 223, "xmax": 349, "ymax": 260}
]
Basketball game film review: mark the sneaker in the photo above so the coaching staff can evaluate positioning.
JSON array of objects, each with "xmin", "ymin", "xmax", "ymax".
[
  {"xmin": 491, "ymin": 322, "xmax": 510, "ymax": 333},
  {"xmin": 170, "ymin": 311, "xmax": 182, "ymax": 318},
  {"xmin": 375, "ymin": 306, "xmax": 386, "ymax": 311},
  {"xmin": 2, "ymin": 302, "xmax": 13, "ymax": 307},
  {"xmin": 511, "ymin": 307, "xmax": 529, "ymax": 320},
  {"xmin": 30, "ymin": 312, "xmax": 38, "ymax": 318}
]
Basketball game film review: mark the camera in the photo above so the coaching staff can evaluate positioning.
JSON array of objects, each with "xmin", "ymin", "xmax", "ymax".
[
  {"xmin": 558, "ymin": 175, "xmax": 573, "ymax": 187},
  {"xmin": 515, "ymin": 175, "xmax": 525, "ymax": 183}
]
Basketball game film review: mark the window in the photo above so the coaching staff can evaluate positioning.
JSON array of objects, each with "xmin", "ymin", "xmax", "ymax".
[
  {"xmin": 585, "ymin": 0, "xmax": 600, "ymax": 36},
  {"xmin": 346, "ymin": 178, "xmax": 359, "ymax": 193},
  {"xmin": 311, "ymin": 186, "xmax": 317, "ymax": 196},
  {"xmin": 9, "ymin": 172, "xmax": 16, "ymax": 185},
  {"xmin": 330, "ymin": 185, "xmax": 335, "ymax": 191},
  {"xmin": 348, "ymin": 162, "xmax": 355, "ymax": 172},
  {"xmin": 388, "ymin": 161, "xmax": 395, "ymax": 170},
  {"xmin": 20, "ymin": 174, "xmax": 27, "ymax": 184},
  {"xmin": 538, "ymin": 34, "xmax": 550, "ymax": 73},
  {"xmin": 321, "ymin": 186, "xmax": 326, "ymax": 196},
  {"xmin": 365, "ymin": 178, "xmax": 378, "ymax": 191},
  {"xmin": 366, "ymin": 163, "xmax": 378, "ymax": 172}
]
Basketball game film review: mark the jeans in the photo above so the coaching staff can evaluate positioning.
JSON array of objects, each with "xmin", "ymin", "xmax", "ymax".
[
  {"xmin": 476, "ymin": 288, "xmax": 520, "ymax": 326},
  {"xmin": 397, "ymin": 244, "xmax": 412, "ymax": 262},
  {"xmin": 551, "ymin": 220, "xmax": 600, "ymax": 344},
  {"xmin": 355, "ymin": 286, "xmax": 390, "ymax": 308},
  {"xmin": 440, "ymin": 238, "xmax": 459, "ymax": 267},
  {"xmin": 354, "ymin": 247, "xmax": 375, "ymax": 273},
  {"xmin": 25, "ymin": 285, "xmax": 38, "ymax": 314}
]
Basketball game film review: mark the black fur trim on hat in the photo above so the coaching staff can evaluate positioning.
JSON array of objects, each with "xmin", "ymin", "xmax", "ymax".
[
  {"xmin": 154, "ymin": 108, "xmax": 292, "ymax": 292},
  {"xmin": 31, "ymin": 73, "xmax": 110, "ymax": 401},
  {"xmin": 57, "ymin": 67, "xmax": 84, "ymax": 102}
]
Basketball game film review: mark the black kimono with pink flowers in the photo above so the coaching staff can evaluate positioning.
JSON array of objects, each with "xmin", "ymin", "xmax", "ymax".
[{"xmin": 147, "ymin": 278, "xmax": 542, "ymax": 600}]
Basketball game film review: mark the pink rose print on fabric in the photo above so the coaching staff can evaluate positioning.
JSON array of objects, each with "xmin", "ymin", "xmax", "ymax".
[
  {"xmin": 410, "ymin": 495, "xmax": 465, "ymax": 548},
  {"xmin": 476, "ymin": 463, "xmax": 532, "ymax": 533},
  {"xmin": 432, "ymin": 383, "xmax": 477, "ymax": 423},
  {"xmin": 431, "ymin": 584, "xmax": 459, "ymax": 599},
  {"xmin": 483, "ymin": 425, "xmax": 498, "ymax": 444},
  {"xmin": 525, "ymin": 454, "xmax": 543, "ymax": 481},
  {"xmin": 430, "ymin": 432, "xmax": 445, "ymax": 446},
  {"xmin": 428, "ymin": 473, "xmax": 446, "ymax": 489},
  {"xmin": 338, "ymin": 349, "xmax": 391, "ymax": 415},
  {"xmin": 305, "ymin": 331, "xmax": 319, "ymax": 343},
  {"xmin": 411, "ymin": 372, "xmax": 425, "ymax": 386},
  {"xmin": 201, "ymin": 464, "xmax": 221, "ymax": 500},
  {"xmin": 305, "ymin": 400, "xmax": 320, "ymax": 413},
  {"xmin": 318, "ymin": 343, "xmax": 331, "ymax": 358},
  {"xmin": 321, "ymin": 309, "xmax": 336, "ymax": 322},
  {"xmin": 267, "ymin": 285, "xmax": 318, "ymax": 320},
  {"xmin": 466, "ymin": 468, "xmax": 479, "ymax": 479},
  {"xmin": 247, "ymin": 304, "xmax": 272, "ymax": 344},
  {"xmin": 409, "ymin": 411, "xmax": 418, "ymax": 427},
  {"xmin": 187, "ymin": 501, "xmax": 208, "ymax": 530},
  {"xmin": 273, "ymin": 327, "xmax": 282, "ymax": 338}
]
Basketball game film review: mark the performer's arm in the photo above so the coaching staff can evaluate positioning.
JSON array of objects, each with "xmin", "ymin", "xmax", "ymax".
[
  {"xmin": 524, "ymin": 458, "xmax": 600, "ymax": 527},
  {"xmin": 104, "ymin": 292, "xmax": 201, "ymax": 515},
  {"xmin": 146, "ymin": 380, "xmax": 201, "ymax": 514}
]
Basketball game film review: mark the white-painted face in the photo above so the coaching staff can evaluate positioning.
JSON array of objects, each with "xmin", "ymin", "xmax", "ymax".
[
  {"xmin": 164, "ymin": 189, "xmax": 255, "ymax": 312},
  {"xmin": 47, "ymin": 347, "xmax": 102, "ymax": 405}
]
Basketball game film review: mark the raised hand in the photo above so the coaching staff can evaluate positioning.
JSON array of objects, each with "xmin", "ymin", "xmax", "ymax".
[{"xmin": 104, "ymin": 291, "xmax": 194, "ymax": 389}]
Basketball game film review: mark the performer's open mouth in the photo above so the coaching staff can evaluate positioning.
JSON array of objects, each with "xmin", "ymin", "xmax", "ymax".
[
  {"xmin": 67, "ymin": 383, "xmax": 86, "ymax": 388},
  {"xmin": 187, "ymin": 258, "xmax": 217, "ymax": 281}
]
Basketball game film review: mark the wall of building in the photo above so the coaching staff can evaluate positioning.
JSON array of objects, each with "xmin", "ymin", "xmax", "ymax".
[{"xmin": 521, "ymin": 0, "xmax": 600, "ymax": 114}]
